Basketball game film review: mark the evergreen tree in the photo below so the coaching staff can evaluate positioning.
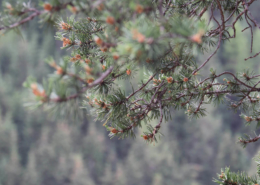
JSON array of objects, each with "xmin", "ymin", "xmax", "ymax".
[{"xmin": 2, "ymin": 0, "xmax": 260, "ymax": 184}]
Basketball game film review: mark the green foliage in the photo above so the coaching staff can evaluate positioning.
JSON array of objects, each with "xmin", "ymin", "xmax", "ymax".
[
  {"xmin": 2, "ymin": 0, "xmax": 260, "ymax": 184},
  {"xmin": 214, "ymin": 167, "xmax": 258, "ymax": 185}
]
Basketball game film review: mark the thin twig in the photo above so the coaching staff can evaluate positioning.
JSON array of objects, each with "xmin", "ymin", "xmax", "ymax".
[{"xmin": 50, "ymin": 67, "xmax": 114, "ymax": 102}]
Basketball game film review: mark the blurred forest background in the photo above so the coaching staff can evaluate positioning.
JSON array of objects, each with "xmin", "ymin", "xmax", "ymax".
[{"xmin": 1, "ymin": 1, "xmax": 260, "ymax": 185}]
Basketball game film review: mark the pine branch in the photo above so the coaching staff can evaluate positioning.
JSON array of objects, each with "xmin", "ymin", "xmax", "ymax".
[
  {"xmin": 0, "ymin": 2, "xmax": 74, "ymax": 31},
  {"xmin": 239, "ymin": 135, "xmax": 260, "ymax": 145},
  {"xmin": 50, "ymin": 67, "xmax": 113, "ymax": 102},
  {"xmin": 0, "ymin": 9, "xmax": 42, "ymax": 31}
]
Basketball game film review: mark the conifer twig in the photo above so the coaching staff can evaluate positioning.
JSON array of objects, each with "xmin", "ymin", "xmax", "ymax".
[
  {"xmin": 0, "ymin": 2, "xmax": 74, "ymax": 31},
  {"xmin": 50, "ymin": 67, "xmax": 114, "ymax": 102},
  {"xmin": 0, "ymin": 10, "xmax": 42, "ymax": 31},
  {"xmin": 239, "ymin": 135, "xmax": 260, "ymax": 144}
]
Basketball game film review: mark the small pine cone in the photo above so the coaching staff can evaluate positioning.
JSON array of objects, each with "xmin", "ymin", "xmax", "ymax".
[
  {"xmin": 132, "ymin": 29, "xmax": 146, "ymax": 43},
  {"xmin": 85, "ymin": 65, "xmax": 93, "ymax": 74},
  {"xmin": 245, "ymin": 116, "xmax": 253, "ymax": 122},
  {"xmin": 102, "ymin": 65, "xmax": 106, "ymax": 70},
  {"xmin": 71, "ymin": 6, "xmax": 77, "ymax": 14},
  {"xmin": 100, "ymin": 47, "xmax": 108, "ymax": 52},
  {"xmin": 190, "ymin": 33, "xmax": 202, "ymax": 44},
  {"xmin": 62, "ymin": 38, "xmax": 72, "ymax": 47},
  {"xmin": 97, "ymin": 3, "xmax": 104, "ymax": 11},
  {"xmin": 60, "ymin": 22, "xmax": 72, "ymax": 30},
  {"xmin": 111, "ymin": 128, "xmax": 118, "ymax": 134},
  {"xmin": 44, "ymin": 3, "xmax": 52, "ymax": 11},
  {"xmin": 85, "ymin": 59, "xmax": 91, "ymax": 64},
  {"xmin": 143, "ymin": 135, "xmax": 148, "ymax": 140},
  {"xmin": 6, "ymin": 3, "xmax": 13, "ymax": 10},
  {"xmin": 137, "ymin": 33, "xmax": 145, "ymax": 43},
  {"xmin": 106, "ymin": 16, "xmax": 115, "ymax": 25},
  {"xmin": 75, "ymin": 54, "xmax": 81, "ymax": 60},
  {"xmin": 126, "ymin": 69, "xmax": 131, "ymax": 75},
  {"xmin": 31, "ymin": 86, "xmax": 45, "ymax": 97},
  {"xmin": 56, "ymin": 67, "xmax": 63, "ymax": 75},
  {"xmin": 32, "ymin": 89, "xmax": 41, "ymax": 96},
  {"xmin": 30, "ymin": 83, "xmax": 38, "ymax": 90},
  {"xmin": 183, "ymin": 77, "xmax": 189, "ymax": 82},
  {"xmin": 31, "ymin": 83, "xmax": 45, "ymax": 97},
  {"xmin": 70, "ymin": 57, "xmax": 77, "ymax": 62},
  {"xmin": 190, "ymin": 30, "xmax": 204, "ymax": 44},
  {"xmin": 113, "ymin": 54, "xmax": 119, "ymax": 60},
  {"xmin": 193, "ymin": 72, "xmax": 198, "ymax": 76},
  {"xmin": 219, "ymin": 172, "xmax": 225, "ymax": 179},
  {"xmin": 166, "ymin": 77, "xmax": 173, "ymax": 84},
  {"xmin": 153, "ymin": 78, "xmax": 158, "ymax": 85},
  {"xmin": 94, "ymin": 36, "xmax": 103, "ymax": 46},
  {"xmin": 87, "ymin": 78, "xmax": 94, "ymax": 84},
  {"xmin": 135, "ymin": 4, "xmax": 144, "ymax": 14}
]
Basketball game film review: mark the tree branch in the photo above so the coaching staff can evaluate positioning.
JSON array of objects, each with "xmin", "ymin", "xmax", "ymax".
[{"xmin": 50, "ymin": 67, "xmax": 114, "ymax": 102}]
